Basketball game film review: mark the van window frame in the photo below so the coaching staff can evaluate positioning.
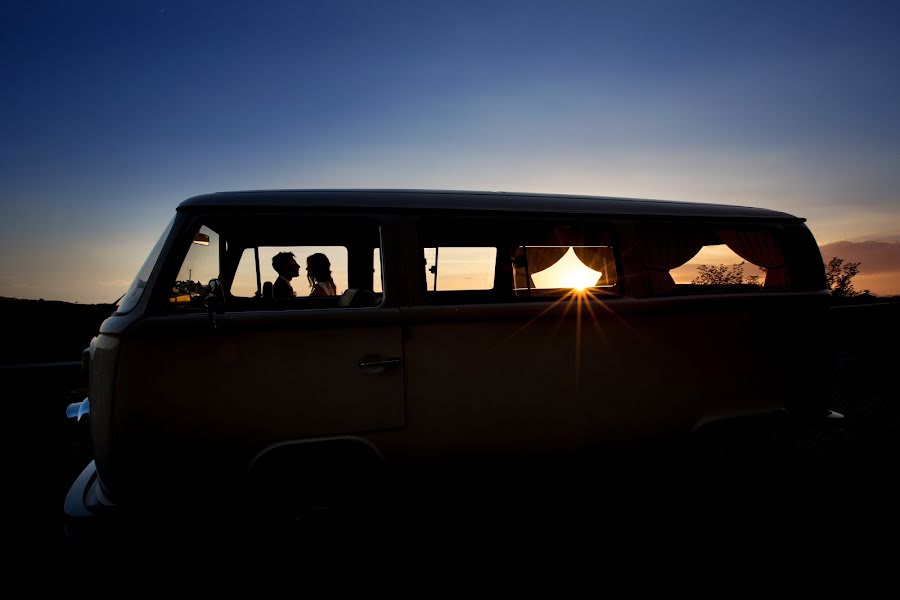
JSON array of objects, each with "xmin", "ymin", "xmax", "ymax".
[
  {"xmin": 115, "ymin": 215, "xmax": 177, "ymax": 315},
  {"xmin": 148, "ymin": 210, "xmax": 399, "ymax": 315},
  {"xmin": 619, "ymin": 217, "xmax": 825, "ymax": 299},
  {"xmin": 408, "ymin": 213, "xmax": 625, "ymax": 307}
]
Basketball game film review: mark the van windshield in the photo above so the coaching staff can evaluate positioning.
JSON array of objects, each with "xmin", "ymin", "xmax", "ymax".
[{"xmin": 116, "ymin": 217, "xmax": 175, "ymax": 314}]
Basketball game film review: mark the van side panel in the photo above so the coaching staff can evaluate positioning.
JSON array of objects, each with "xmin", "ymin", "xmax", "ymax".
[
  {"xmin": 110, "ymin": 309, "xmax": 404, "ymax": 503},
  {"xmin": 371, "ymin": 292, "xmax": 830, "ymax": 471}
]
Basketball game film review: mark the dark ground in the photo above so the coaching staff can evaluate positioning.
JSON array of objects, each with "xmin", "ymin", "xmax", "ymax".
[
  {"xmin": 0, "ymin": 297, "xmax": 116, "ymax": 365},
  {"xmin": 1, "ymin": 298, "xmax": 898, "ymax": 547}
]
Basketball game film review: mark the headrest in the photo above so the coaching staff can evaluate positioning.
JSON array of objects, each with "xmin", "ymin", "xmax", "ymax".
[{"xmin": 338, "ymin": 288, "xmax": 376, "ymax": 308}]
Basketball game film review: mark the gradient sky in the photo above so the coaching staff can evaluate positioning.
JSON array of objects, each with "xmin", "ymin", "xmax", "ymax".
[{"xmin": 2, "ymin": 0, "xmax": 899, "ymax": 302}]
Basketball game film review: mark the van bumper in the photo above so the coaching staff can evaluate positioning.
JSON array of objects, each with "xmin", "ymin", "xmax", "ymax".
[{"xmin": 64, "ymin": 460, "xmax": 118, "ymax": 541}]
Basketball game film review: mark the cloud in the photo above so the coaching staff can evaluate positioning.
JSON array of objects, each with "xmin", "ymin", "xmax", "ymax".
[
  {"xmin": 820, "ymin": 240, "xmax": 900, "ymax": 296},
  {"xmin": 847, "ymin": 233, "xmax": 900, "ymax": 243},
  {"xmin": 819, "ymin": 241, "xmax": 900, "ymax": 275}
]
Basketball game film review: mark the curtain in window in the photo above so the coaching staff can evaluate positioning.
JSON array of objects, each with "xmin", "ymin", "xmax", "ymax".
[
  {"xmin": 573, "ymin": 247, "xmax": 611, "ymax": 286},
  {"xmin": 515, "ymin": 246, "xmax": 569, "ymax": 288},
  {"xmin": 639, "ymin": 227, "xmax": 706, "ymax": 296},
  {"xmin": 717, "ymin": 229, "xmax": 790, "ymax": 289}
]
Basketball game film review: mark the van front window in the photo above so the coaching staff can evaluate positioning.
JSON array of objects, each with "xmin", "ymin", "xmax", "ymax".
[
  {"xmin": 232, "ymin": 246, "xmax": 349, "ymax": 298},
  {"xmin": 172, "ymin": 225, "xmax": 220, "ymax": 303},
  {"xmin": 165, "ymin": 215, "xmax": 384, "ymax": 312}
]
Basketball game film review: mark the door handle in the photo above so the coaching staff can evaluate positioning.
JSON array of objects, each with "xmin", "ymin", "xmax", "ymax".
[{"xmin": 358, "ymin": 357, "xmax": 401, "ymax": 369}]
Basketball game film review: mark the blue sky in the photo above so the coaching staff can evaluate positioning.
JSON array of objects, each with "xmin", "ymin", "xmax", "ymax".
[{"xmin": 2, "ymin": 0, "xmax": 899, "ymax": 301}]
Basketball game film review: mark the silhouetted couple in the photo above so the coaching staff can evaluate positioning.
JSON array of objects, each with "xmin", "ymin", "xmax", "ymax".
[{"xmin": 271, "ymin": 252, "xmax": 337, "ymax": 298}]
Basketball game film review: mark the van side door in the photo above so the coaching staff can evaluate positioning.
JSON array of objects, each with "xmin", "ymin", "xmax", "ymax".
[{"xmin": 109, "ymin": 213, "xmax": 405, "ymax": 495}]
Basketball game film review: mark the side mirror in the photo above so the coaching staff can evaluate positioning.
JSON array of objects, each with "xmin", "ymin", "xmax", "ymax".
[{"xmin": 206, "ymin": 278, "xmax": 226, "ymax": 326}]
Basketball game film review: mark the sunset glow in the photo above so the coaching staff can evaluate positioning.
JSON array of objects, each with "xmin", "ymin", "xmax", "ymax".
[
  {"xmin": 531, "ymin": 247, "xmax": 603, "ymax": 291},
  {"xmin": 2, "ymin": 2, "xmax": 900, "ymax": 303}
]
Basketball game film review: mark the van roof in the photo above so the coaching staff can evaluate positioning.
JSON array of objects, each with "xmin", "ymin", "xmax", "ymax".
[{"xmin": 178, "ymin": 189, "xmax": 803, "ymax": 222}]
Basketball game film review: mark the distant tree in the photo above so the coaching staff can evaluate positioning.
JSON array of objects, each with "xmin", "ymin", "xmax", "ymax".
[
  {"xmin": 692, "ymin": 262, "xmax": 758, "ymax": 285},
  {"xmin": 825, "ymin": 257, "xmax": 866, "ymax": 298}
]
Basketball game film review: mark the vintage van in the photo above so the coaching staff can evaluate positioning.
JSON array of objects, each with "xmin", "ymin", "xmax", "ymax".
[{"xmin": 65, "ymin": 189, "xmax": 837, "ymax": 535}]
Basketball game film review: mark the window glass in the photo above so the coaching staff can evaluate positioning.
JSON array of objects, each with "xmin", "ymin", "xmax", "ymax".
[
  {"xmin": 514, "ymin": 246, "xmax": 617, "ymax": 291},
  {"xmin": 233, "ymin": 246, "xmax": 349, "ymax": 298},
  {"xmin": 423, "ymin": 247, "xmax": 496, "ymax": 291},
  {"xmin": 418, "ymin": 217, "xmax": 619, "ymax": 304},
  {"xmin": 117, "ymin": 217, "xmax": 174, "ymax": 314},
  {"xmin": 373, "ymin": 248, "xmax": 383, "ymax": 294},
  {"xmin": 671, "ymin": 244, "xmax": 766, "ymax": 286},
  {"xmin": 176, "ymin": 225, "xmax": 220, "ymax": 286},
  {"xmin": 170, "ymin": 225, "xmax": 219, "ymax": 306},
  {"xmin": 168, "ymin": 216, "xmax": 382, "ymax": 311},
  {"xmin": 637, "ymin": 225, "xmax": 789, "ymax": 296}
]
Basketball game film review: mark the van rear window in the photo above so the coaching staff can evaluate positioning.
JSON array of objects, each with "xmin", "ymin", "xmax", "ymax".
[
  {"xmin": 637, "ymin": 225, "xmax": 792, "ymax": 296},
  {"xmin": 671, "ymin": 244, "xmax": 766, "ymax": 287}
]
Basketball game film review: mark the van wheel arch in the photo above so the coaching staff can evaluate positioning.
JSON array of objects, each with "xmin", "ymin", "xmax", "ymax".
[{"xmin": 242, "ymin": 436, "xmax": 386, "ymax": 530}]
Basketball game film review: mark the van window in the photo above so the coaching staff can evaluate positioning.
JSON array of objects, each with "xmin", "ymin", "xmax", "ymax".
[
  {"xmin": 423, "ymin": 247, "xmax": 497, "ymax": 291},
  {"xmin": 175, "ymin": 225, "xmax": 220, "ymax": 290},
  {"xmin": 418, "ymin": 217, "xmax": 619, "ymax": 304},
  {"xmin": 167, "ymin": 216, "xmax": 383, "ymax": 311},
  {"xmin": 233, "ymin": 246, "xmax": 349, "ymax": 298},
  {"xmin": 374, "ymin": 249, "xmax": 382, "ymax": 294},
  {"xmin": 513, "ymin": 246, "xmax": 617, "ymax": 291},
  {"xmin": 638, "ymin": 225, "xmax": 791, "ymax": 296},
  {"xmin": 671, "ymin": 244, "xmax": 766, "ymax": 286}
]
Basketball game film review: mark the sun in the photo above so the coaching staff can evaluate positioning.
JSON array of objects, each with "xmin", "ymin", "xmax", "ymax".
[{"xmin": 531, "ymin": 247, "xmax": 603, "ymax": 290}]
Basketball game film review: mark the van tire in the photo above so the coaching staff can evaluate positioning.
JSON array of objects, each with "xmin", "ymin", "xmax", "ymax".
[{"xmin": 243, "ymin": 437, "xmax": 385, "ymax": 537}]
